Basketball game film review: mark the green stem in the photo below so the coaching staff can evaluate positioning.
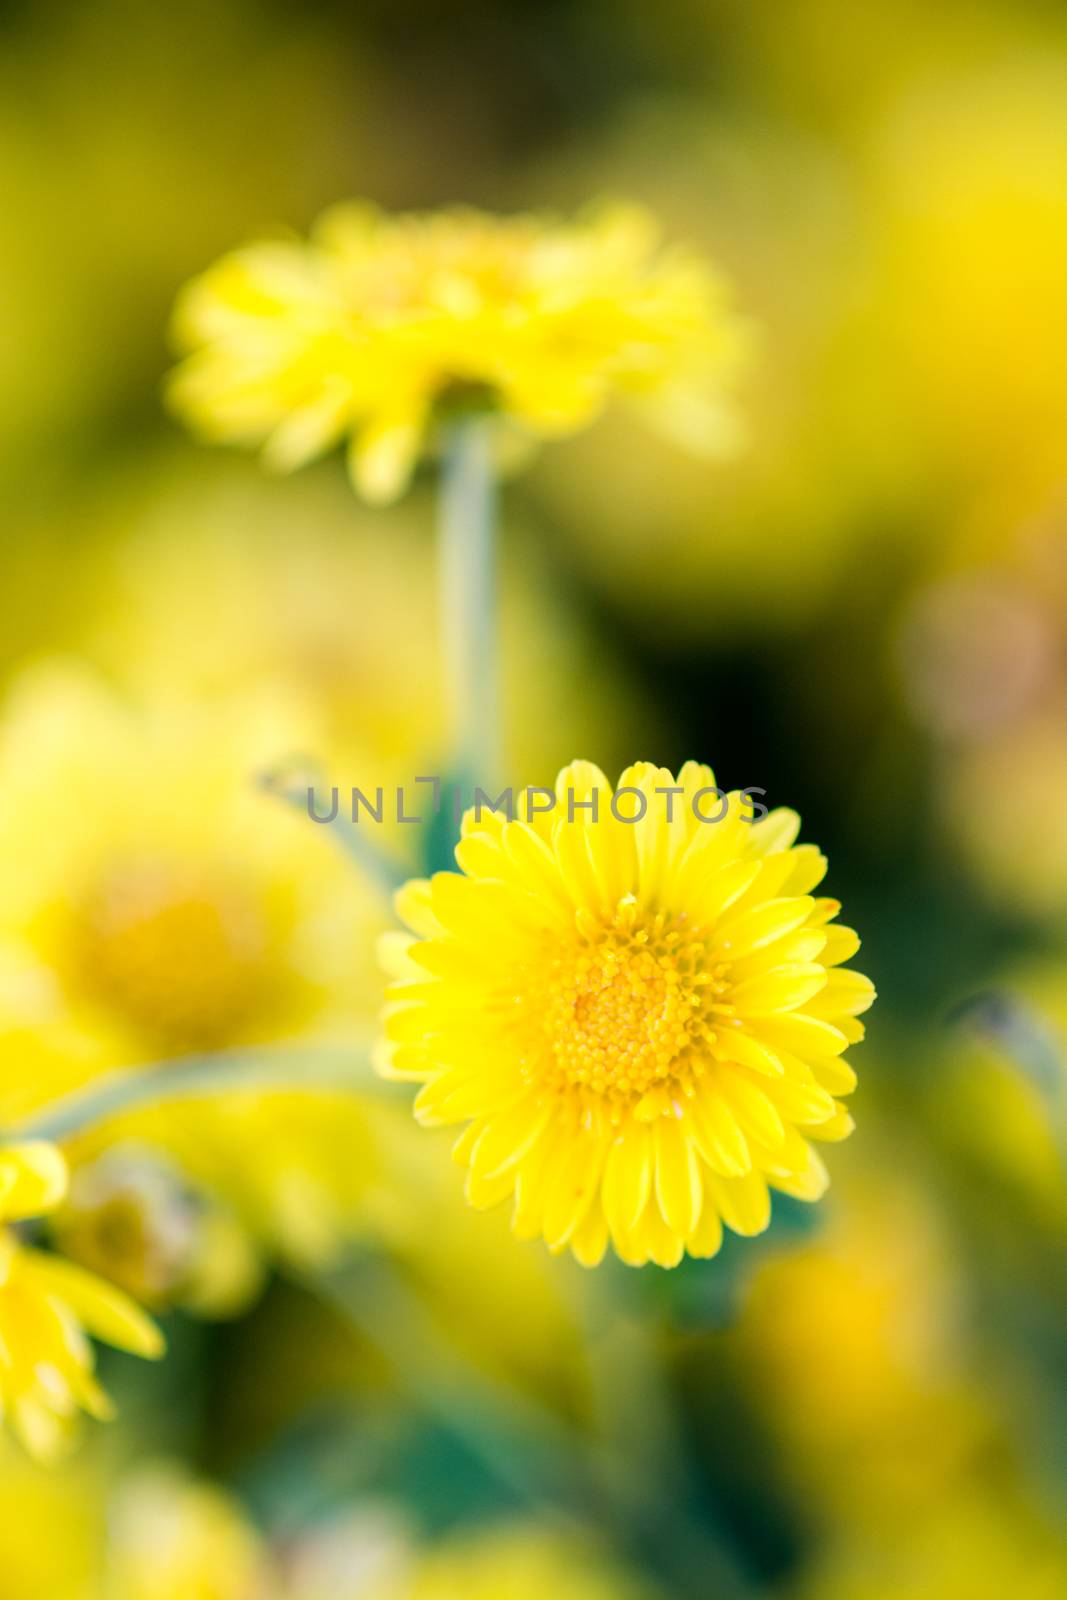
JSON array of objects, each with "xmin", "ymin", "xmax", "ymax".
[
  {"xmin": 258, "ymin": 760, "xmax": 409, "ymax": 900},
  {"xmin": 312, "ymin": 1255, "xmax": 757, "ymax": 1599},
  {"xmin": 308, "ymin": 1256, "xmax": 587, "ymax": 1509},
  {"xmin": 8, "ymin": 1043, "xmax": 392, "ymax": 1144},
  {"xmin": 439, "ymin": 418, "xmax": 499, "ymax": 789}
]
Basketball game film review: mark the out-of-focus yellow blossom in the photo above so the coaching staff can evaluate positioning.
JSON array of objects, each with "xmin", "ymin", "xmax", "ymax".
[
  {"xmin": 167, "ymin": 201, "xmax": 745, "ymax": 503},
  {"xmin": 897, "ymin": 519, "xmax": 1067, "ymax": 920},
  {"xmin": 385, "ymin": 1526, "xmax": 646, "ymax": 1600},
  {"xmin": 871, "ymin": 58, "xmax": 1067, "ymax": 517},
  {"xmin": 733, "ymin": 1159, "xmax": 987, "ymax": 1525},
  {"xmin": 299, "ymin": 1521, "xmax": 650, "ymax": 1600},
  {"xmin": 107, "ymin": 1467, "xmax": 274, "ymax": 1600},
  {"xmin": 0, "ymin": 1443, "xmax": 106, "ymax": 1597},
  {"xmin": 531, "ymin": 17, "xmax": 1067, "ymax": 633},
  {"xmin": 380, "ymin": 762, "xmax": 872, "ymax": 1268},
  {"xmin": 62, "ymin": 454, "xmax": 646, "ymax": 784},
  {"xmin": 932, "ymin": 966, "xmax": 1067, "ymax": 1229},
  {"xmin": 6, "ymin": 468, "xmax": 629, "ymax": 1388},
  {"xmin": 0, "ymin": 1142, "xmax": 162, "ymax": 1458},
  {"xmin": 54, "ymin": 1146, "xmax": 262, "ymax": 1316},
  {"xmin": 0, "ymin": 661, "xmax": 407, "ymax": 1307},
  {"xmin": 799, "ymin": 1491, "xmax": 1067, "ymax": 1600},
  {"xmin": 281, "ymin": 1504, "xmax": 416, "ymax": 1600}
]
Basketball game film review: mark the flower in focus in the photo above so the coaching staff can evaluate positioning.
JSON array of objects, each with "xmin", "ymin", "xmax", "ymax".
[
  {"xmin": 167, "ymin": 201, "xmax": 745, "ymax": 503},
  {"xmin": 379, "ymin": 761, "xmax": 873, "ymax": 1267},
  {"xmin": 0, "ymin": 1141, "xmax": 162, "ymax": 1458}
]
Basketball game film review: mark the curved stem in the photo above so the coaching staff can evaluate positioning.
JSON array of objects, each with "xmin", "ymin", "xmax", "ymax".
[
  {"xmin": 439, "ymin": 418, "xmax": 499, "ymax": 789},
  {"xmin": 8, "ymin": 1043, "xmax": 393, "ymax": 1145},
  {"xmin": 258, "ymin": 761, "xmax": 409, "ymax": 900}
]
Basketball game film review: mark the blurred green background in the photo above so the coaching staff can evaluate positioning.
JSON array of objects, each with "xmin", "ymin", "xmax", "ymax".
[{"xmin": 3, "ymin": 0, "xmax": 1067, "ymax": 1595}]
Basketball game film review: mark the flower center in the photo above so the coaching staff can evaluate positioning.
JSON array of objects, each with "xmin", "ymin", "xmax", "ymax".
[
  {"xmin": 520, "ymin": 901, "xmax": 728, "ymax": 1110},
  {"xmin": 77, "ymin": 858, "xmax": 277, "ymax": 1052}
]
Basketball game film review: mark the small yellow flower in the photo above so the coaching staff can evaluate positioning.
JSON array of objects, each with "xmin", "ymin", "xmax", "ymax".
[
  {"xmin": 379, "ymin": 762, "xmax": 873, "ymax": 1268},
  {"xmin": 0, "ymin": 1141, "xmax": 163, "ymax": 1458},
  {"xmin": 167, "ymin": 201, "xmax": 744, "ymax": 503}
]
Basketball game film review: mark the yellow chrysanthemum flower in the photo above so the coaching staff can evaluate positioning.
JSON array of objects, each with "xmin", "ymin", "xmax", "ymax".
[
  {"xmin": 0, "ymin": 662, "xmax": 402, "ymax": 1308},
  {"xmin": 167, "ymin": 201, "xmax": 744, "ymax": 503},
  {"xmin": 380, "ymin": 762, "xmax": 874, "ymax": 1268},
  {"xmin": 0, "ymin": 1141, "xmax": 162, "ymax": 1458}
]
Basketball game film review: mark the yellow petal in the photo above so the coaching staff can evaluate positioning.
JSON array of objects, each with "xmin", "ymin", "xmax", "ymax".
[
  {"xmin": 688, "ymin": 1090, "xmax": 751, "ymax": 1176},
  {"xmin": 769, "ymin": 1145, "xmax": 830, "ymax": 1202},
  {"xmin": 541, "ymin": 1130, "xmax": 608, "ymax": 1250},
  {"xmin": 349, "ymin": 409, "xmax": 426, "ymax": 504},
  {"xmin": 467, "ymin": 1098, "xmax": 552, "ymax": 1181},
  {"xmin": 570, "ymin": 1206, "xmax": 609, "ymax": 1268},
  {"xmin": 394, "ymin": 878, "xmax": 439, "ymax": 937},
  {"xmin": 808, "ymin": 970, "xmax": 877, "ymax": 1018},
  {"xmin": 706, "ymin": 1170, "xmax": 771, "ymax": 1237},
  {"xmin": 715, "ymin": 898, "xmax": 815, "ymax": 959},
  {"xmin": 715, "ymin": 1028, "xmax": 784, "ymax": 1078},
  {"xmin": 746, "ymin": 807, "xmax": 801, "ymax": 856},
  {"xmin": 687, "ymin": 1199, "xmax": 723, "ymax": 1259},
  {"xmin": 0, "ymin": 1143, "xmax": 68, "ymax": 1221},
  {"xmin": 654, "ymin": 1115, "xmax": 702, "ymax": 1235},
  {"xmin": 602, "ymin": 1124, "xmax": 653, "ymax": 1236},
  {"xmin": 717, "ymin": 1070, "xmax": 786, "ymax": 1147},
  {"xmin": 821, "ymin": 925, "xmax": 861, "ymax": 966},
  {"xmin": 28, "ymin": 1256, "xmax": 164, "ymax": 1359},
  {"xmin": 730, "ymin": 963, "xmax": 828, "ymax": 1015}
]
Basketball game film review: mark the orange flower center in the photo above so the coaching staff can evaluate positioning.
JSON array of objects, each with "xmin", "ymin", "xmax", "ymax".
[
  {"xmin": 519, "ymin": 901, "xmax": 729, "ymax": 1110},
  {"xmin": 77, "ymin": 858, "xmax": 277, "ymax": 1052}
]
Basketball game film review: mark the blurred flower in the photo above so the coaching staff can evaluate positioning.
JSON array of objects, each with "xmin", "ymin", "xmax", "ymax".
[
  {"xmin": 937, "ymin": 972, "xmax": 1067, "ymax": 1228},
  {"xmin": 167, "ymin": 201, "xmax": 745, "ymax": 503},
  {"xmin": 0, "ymin": 1141, "xmax": 162, "ymax": 1459},
  {"xmin": 896, "ymin": 569, "xmax": 1057, "ymax": 745},
  {"xmin": 54, "ymin": 1146, "xmax": 260, "ymax": 1316},
  {"xmin": 0, "ymin": 661, "xmax": 405, "ymax": 1305},
  {"xmin": 281, "ymin": 1505, "xmax": 415, "ymax": 1600},
  {"xmin": 872, "ymin": 56, "xmax": 1067, "ymax": 514},
  {"xmin": 107, "ymin": 1466, "xmax": 274, "ymax": 1600},
  {"xmin": 283, "ymin": 1515, "xmax": 650, "ymax": 1600},
  {"xmin": 799, "ymin": 1490, "xmax": 1067, "ymax": 1600},
  {"xmin": 0, "ymin": 1442, "xmax": 105, "ymax": 1597},
  {"xmin": 380, "ymin": 761, "xmax": 871, "ymax": 1267},
  {"xmin": 358, "ymin": 1522, "xmax": 650, "ymax": 1600},
  {"xmin": 65, "ymin": 454, "xmax": 646, "ymax": 785},
  {"xmin": 897, "ymin": 505, "xmax": 1067, "ymax": 919},
  {"xmin": 734, "ymin": 1159, "xmax": 986, "ymax": 1526}
]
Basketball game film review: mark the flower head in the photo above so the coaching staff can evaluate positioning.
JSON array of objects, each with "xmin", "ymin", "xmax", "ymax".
[
  {"xmin": 0, "ymin": 1141, "xmax": 163, "ymax": 1458},
  {"xmin": 379, "ymin": 762, "xmax": 873, "ymax": 1268},
  {"xmin": 0, "ymin": 662, "xmax": 401, "ymax": 1308},
  {"xmin": 167, "ymin": 201, "xmax": 744, "ymax": 503}
]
